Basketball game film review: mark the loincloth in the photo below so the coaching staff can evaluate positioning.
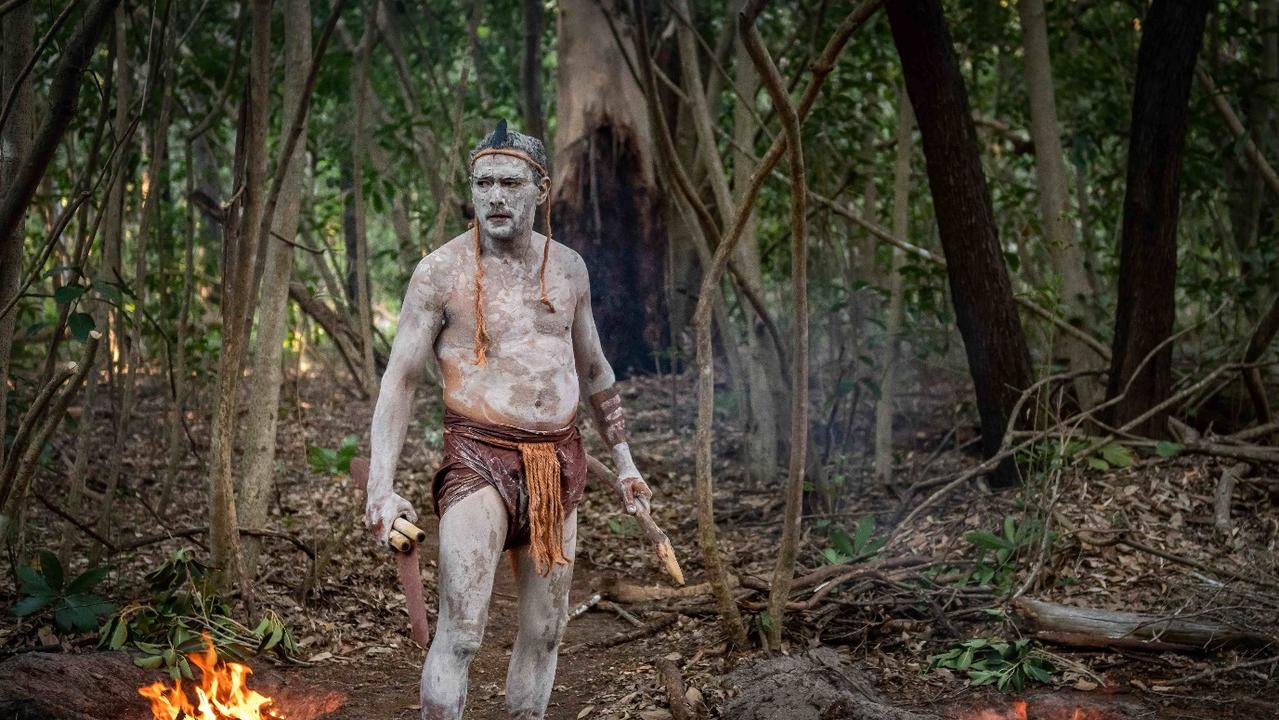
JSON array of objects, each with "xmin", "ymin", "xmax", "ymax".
[{"xmin": 431, "ymin": 408, "xmax": 587, "ymax": 572}]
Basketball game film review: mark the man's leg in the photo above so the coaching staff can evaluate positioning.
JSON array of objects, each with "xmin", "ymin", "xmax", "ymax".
[
  {"xmin": 421, "ymin": 486, "xmax": 508, "ymax": 720},
  {"xmin": 506, "ymin": 510, "xmax": 578, "ymax": 719}
]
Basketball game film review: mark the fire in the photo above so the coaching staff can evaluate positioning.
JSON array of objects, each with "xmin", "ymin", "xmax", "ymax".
[{"xmin": 138, "ymin": 639, "xmax": 285, "ymax": 720}]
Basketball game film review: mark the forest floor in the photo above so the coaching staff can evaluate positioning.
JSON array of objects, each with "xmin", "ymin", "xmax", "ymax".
[{"xmin": 2, "ymin": 365, "xmax": 1278, "ymax": 719}]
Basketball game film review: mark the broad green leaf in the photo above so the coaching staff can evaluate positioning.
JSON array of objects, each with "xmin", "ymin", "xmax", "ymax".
[
  {"xmin": 854, "ymin": 515, "xmax": 875, "ymax": 554},
  {"xmin": 54, "ymin": 284, "xmax": 85, "ymax": 304},
  {"xmin": 134, "ymin": 654, "xmax": 166, "ymax": 669},
  {"xmin": 1087, "ymin": 457, "xmax": 1109, "ymax": 471},
  {"xmin": 17, "ymin": 565, "xmax": 52, "ymax": 596},
  {"xmin": 67, "ymin": 565, "xmax": 108, "ymax": 594},
  {"xmin": 38, "ymin": 551, "xmax": 64, "ymax": 591},
  {"xmin": 1101, "ymin": 443, "xmax": 1133, "ymax": 469},
  {"xmin": 11, "ymin": 594, "xmax": 53, "ymax": 616},
  {"xmin": 830, "ymin": 527, "xmax": 855, "ymax": 558},
  {"xmin": 109, "ymin": 618, "xmax": 128, "ymax": 649},
  {"xmin": 68, "ymin": 312, "xmax": 95, "ymax": 341},
  {"xmin": 1155, "ymin": 441, "xmax": 1181, "ymax": 458}
]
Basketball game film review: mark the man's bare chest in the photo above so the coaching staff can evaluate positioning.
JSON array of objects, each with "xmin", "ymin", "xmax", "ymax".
[{"xmin": 441, "ymin": 268, "xmax": 575, "ymax": 342}]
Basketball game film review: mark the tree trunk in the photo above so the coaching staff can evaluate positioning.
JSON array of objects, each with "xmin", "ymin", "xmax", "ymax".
[
  {"xmin": 1104, "ymin": 0, "xmax": 1209, "ymax": 438},
  {"xmin": 873, "ymin": 87, "xmax": 913, "ymax": 485},
  {"xmin": 351, "ymin": 1, "xmax": 379, "ymax": 399},
  {"xmin": 520, "ymin": 0, "xmax": 546, "ymax": 142},
  {"xmin": 210, "ymin": 0, "xmax": 271, "ymax": 594},
  {"xmin": 552, "ymin": 0, "xmax": 667, "ymax": 374},
  {"xmin": 1017, "ymin": 0, "xmax": 1101, "ymax": 406},
  {"xmin": 0, "ymin": 0, "xmax": 33, "ymax": 475},
  {"xmin": 886, "ymin": 0, "xmax": 1034, "ymax": 486},
  {"xmin": 239, "ymin": 0, "xmax": 312, "ymax": 578}
]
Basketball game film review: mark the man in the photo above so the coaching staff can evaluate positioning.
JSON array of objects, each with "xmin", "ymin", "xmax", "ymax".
[{"xmin": 364, "ymin": 121, "xmax": 652, "ymax": 720}]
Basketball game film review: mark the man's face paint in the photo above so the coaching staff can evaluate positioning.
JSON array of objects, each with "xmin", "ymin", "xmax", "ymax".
[{"xmin": 470, "ymin": 154, "xmax": 549, "ymax": 244}]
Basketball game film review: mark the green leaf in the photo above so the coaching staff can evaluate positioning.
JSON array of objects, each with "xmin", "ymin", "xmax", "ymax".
[
  {"xmin": 108, "ymin": 617, "xmax": 128, "ymax": 649},
  {"xmin": 854, "ymin": 515, "xmax": 876, "ymax": 554},
  {"xmin": 67, "ymin": 565, "xmax": 108, "ymax": 594},
  {"xmin": 965, "ymin": 530, "xmax": 1011, "ymax": 552},
  {"xmin": 54, "ymin": 284, "xmax": 85, "ymax": 305},
  {"xmin": 94, "ymin": 282, "xmax": 122, "ymax": 306},
  {"xmin": 1155, "ymin": 441, "xmax": 1181, "ymax": 458},
  {"xmin": 134, "ymin": 654, "xmax": 166, "ymax": 669},
  {"xmin": 1101, "ymin": 443, "xmax": 1133, "ymax": 469},
  {"xmin": 39, "ymin": 551, "xmax": 65, "ymax": 590},
  {"xmin": 830, "ymin": 527, "xmax": 855, "ymax": 558},
  {"xmin": 821, "ymin": 547, "xmax": 850, "ymax": 565},
  {"xmin": 17, "ymin": 565, "xmax": 52, "ymax": 596},
  {"xmin": 1087, "ymin": 456, "xmax": 1109, "ymax": 471},
  {"xmin": 11, "ymin": 594, "xmax": 53, "ymax": 616},
  {"xmin": 68, "ymin": 312, "xmax": 95, "ymax": 341}
]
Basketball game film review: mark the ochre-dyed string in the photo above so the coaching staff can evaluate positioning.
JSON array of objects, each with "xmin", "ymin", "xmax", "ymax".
[
  {"xmin": 470, "ymin": 148, "xmax": 556, "ymax": 365},
  {"xmin": 455, "ymin": 428, "xmax": 570, "ymax": 576}
]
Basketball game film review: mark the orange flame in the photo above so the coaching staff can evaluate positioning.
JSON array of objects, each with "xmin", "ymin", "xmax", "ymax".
[
  {"xmin": 138, "ymin": 639, "xmax": 285, "ymax": 720},
  {"xmin": 1013, "ymin": 700, "xmax": 1028, "ymax": 720}
]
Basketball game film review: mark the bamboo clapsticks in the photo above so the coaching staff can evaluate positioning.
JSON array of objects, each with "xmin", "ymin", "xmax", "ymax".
[{"xmin": 388, "ymin": 517, "xmax": 426, "ymax": 552}]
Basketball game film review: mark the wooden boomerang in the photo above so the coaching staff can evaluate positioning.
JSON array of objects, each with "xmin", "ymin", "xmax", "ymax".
[
  {"xmin": 350, "ymin": 457, "xmax": 431, "ymax": 647},
  {"xmin": 585, "ymin": 453, "xmax": 685, "ymax": 586}
]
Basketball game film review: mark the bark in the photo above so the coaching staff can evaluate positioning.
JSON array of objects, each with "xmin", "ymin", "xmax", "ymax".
[
  {"xmin": 1013, "ymin": 597, "xmax": 1271, "ymax": 652},
  {"xmin": 0, "ymin": 0, "xmax": 33, "ymax": 475},
  {"xmin": 158, "ymin": 141, "xmax": 198, "ymax": 516},
  {"xmin": 210, "ymin": 0, "xmax": 271, "ymax": 595},
  {"xmin": 886, "ymin": 0, "xmax": 1034, "ymax": 486},
  {"xmin": 732, "ymin": 18, "xmax": 783, "ymax": 487},
  {"xmin": 100, "ymin": 1, "xmax": 175, "ymax": 550},
  {"xmin": 351, "ymin": 0, "xmax": 379, "ymax": 398},
  {"xmin": 553, "ymin": 0, "xmax": 667, "ymax": 374},
  {"xmin": 743, "ymin": 13, "xmax": 807, "ymax": 652},
  {"xmin": 873, "ymin": 87, "xmax": 913, "ymax": 484},
  {"xmin": 1243, "ymin": 291, "xmax": 1279, "ymax": 426},
  {"xmin": 1017, "ymin": 0, "xmax": 1101, "ymax": 406},
  {"xmin": 520, "ymin": 0, "xmax": 546, "ymax": 141},
  {"xmin": 1104, "ymin": 0, "xmax": 1209, "ymax": 438},
  {"xmin": 239, "ymin": 0, "xmax": 312, "ymax": 578}
]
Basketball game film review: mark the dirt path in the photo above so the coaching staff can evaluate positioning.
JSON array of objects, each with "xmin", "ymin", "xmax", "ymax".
[{"xmin": 306, "ymin": 514, "xmax": 663, "ymax": 720}]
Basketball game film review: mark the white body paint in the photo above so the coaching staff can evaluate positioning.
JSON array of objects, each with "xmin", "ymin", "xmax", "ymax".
[{"xmin": 365, "ymin": 153, "xmax": 649, "ymax": 719}]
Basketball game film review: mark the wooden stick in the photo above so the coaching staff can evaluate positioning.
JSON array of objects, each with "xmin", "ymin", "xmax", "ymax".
[
  {"xmin": 655, "ymin": 658, "xmax": 693, "ymax": 720},
  {"xmin": 1215, "ymin": 463, "xmax": 1249, "ymax": 531},
  {"xmin": 585, "ymin": 453, "xmax": 686, "ymax": 585}
]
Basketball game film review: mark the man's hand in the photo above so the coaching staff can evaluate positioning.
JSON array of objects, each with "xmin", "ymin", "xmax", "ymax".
[
  {"xmin": 365, "ymin": 492, "xmax": 419, "ymax": 547},
  {"xmin": 616, "ymin": 475, "xmax": 652, "ymax": 515}
]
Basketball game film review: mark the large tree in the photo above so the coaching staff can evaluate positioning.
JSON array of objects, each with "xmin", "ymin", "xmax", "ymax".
[
  {"xmin": 551, "ymin": 0, "xmax": 666, "ymax": 374},
  {"xmin": 1104, "ymin": 0, "xmax": 1210, "ymax": 437},
  {"xmin": 886, "ymin": 0, "xmax": 1034, "ymax": 485}
]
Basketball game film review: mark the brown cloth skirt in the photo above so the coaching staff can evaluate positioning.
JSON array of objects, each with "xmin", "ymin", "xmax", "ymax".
[{"xmin": 431, "ymin": 409, "xmax": 587, "ymax": 567}]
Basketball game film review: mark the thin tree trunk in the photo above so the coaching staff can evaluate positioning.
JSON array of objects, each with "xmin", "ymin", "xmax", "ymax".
[
  {"xmin": 886, "ymin": 0, "xmax": 1034, "ymax": 486},
  {"xmin": 158, "ymin": 141, "xmax": 197, "ymax": 516},
  {"xmin": 874, "ymin": 87, "xmax": 913, "ymax": 484},
  {"xmin": 210, "ymin": 0, "xmax": 271, "ymax": 596},
  {"xmin": 1104, "ymin": 0, "xmax": 1209, "ymax": 438},
  {"xmin": 239, "ymin": 0, "xmax": 312, "ymax": 578},
  {"xmin": 744, "ymin": 10, "xmax": 808, "ymax": 651},
  {"xmin": 101, "ymin": 1, "xmax": 174, "ymax": 550},
  {"xmin": 520, "ymin": 0, "xmax": 545, "ymax": 141},
  {"xmin": 351, "ymin": 0, "xmax": 379, "ymax": 399},
  {"xmin": 1017, "ymin": 0, "xmax": 1101, "ymax": 406},
  {"xmin": 0, "ymin": 0, "xmax": 33, "ymax": 475}
]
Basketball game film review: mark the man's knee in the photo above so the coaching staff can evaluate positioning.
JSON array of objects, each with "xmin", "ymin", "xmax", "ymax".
[
  {"xmin": 520, "ymin": 611, "xmax": 568, "ymax": 653},
  {"xmin": 438, "ymin": 623, "xmax": 485, "ymax": 664}
]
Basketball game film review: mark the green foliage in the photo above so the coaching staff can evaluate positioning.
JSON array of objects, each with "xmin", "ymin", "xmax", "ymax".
[
  {"xmin": 607, "ymin": 515, "xmax": 639, "ymax": 537},
  {"xmin": 306, "ymin": 434, "xmax": 359, "ymax": 475},
  {"xmin": 959, "ymin": 515, "xmax": 1048, "ymax": 594},
  {"xmin": 930, "ymin": 638, "xmax": 1056, "ymax": 692},
  {"xmin": 11, "ymin": 551, "xmax": 115, "ymax": 633},
  {"xmin": 819, "ymin": 514, "xmax": 884, "ymax": 565},
  {"xmin": 99, "ymin": 549, "xmax": 300, "ymax": 680}
]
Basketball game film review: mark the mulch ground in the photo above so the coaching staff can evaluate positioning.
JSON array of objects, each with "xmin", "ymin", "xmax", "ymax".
[{"xmin": 1, "ymin": 363, "xmax": 1276, "ymax": 719}]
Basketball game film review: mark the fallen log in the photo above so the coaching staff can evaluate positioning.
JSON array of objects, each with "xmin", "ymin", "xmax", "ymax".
[{"xmin": 1013, "ymin": 597, "xmax": 1273, "ymax": 653}]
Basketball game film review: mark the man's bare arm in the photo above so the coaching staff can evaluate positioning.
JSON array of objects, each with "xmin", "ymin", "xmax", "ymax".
[
  {"xmin": 569, "ymin": 255, "xmax": 651, "ymax": 514},
  {"xmin": 366, "ymin": 254, "xmax": 447, "ymax": 544}
]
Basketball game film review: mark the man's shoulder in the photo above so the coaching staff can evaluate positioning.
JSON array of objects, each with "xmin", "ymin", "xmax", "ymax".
[
  {"xmin": 545, "ymin": 235, "xmax": 588, "ymax": 277},
  {"xmin": 412, "ymin": 234, "xmax": 469, "ymax": 277}
]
